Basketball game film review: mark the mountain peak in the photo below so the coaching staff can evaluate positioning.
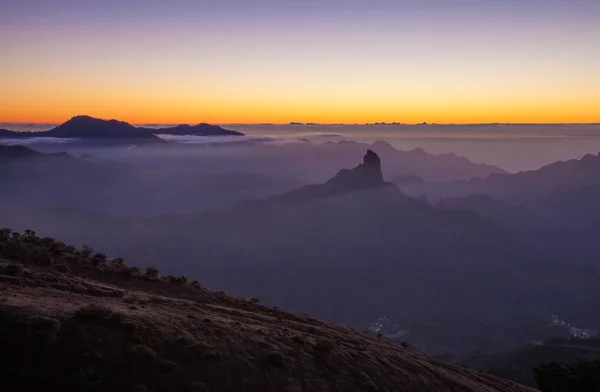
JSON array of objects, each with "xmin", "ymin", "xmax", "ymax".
[
  {"xmin": 47, "ymin": 115, "xmax": 161, "ymax": 141},
  {"xmin": 251, "ymin": 150, "xmax": 394, "ymax": 206},
  {"xmin": 328, "ymin": 149, "xmax": 384, "ymax": 187}
]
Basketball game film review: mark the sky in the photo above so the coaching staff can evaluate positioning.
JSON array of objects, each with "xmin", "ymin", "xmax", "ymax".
[{"xmin": 1, "ymin": 0, "xmax": 599, "ymax": 124}]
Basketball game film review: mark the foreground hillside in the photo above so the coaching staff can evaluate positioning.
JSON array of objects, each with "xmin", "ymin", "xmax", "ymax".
[{"xmin": 0, "ymin": 229, "xmax": 535, "ymax": 392}]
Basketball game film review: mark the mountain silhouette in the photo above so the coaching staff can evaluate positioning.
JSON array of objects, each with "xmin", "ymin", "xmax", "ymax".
[
  {"xmin": 402, "ymin": 152, "xmax": 600, "ymax": 204},
  {"xmin": 316, "ymin": 140, "xmax": 506, "ymax": 181},
  {"xmin": 395, "ymin": 152, "xmax": 600, "ymax": 265},
  {"xmin": 0, "ymin": 145, "xmax": 75, "ymax": 162},
  {"xmin": 254, "ymin": 150, "xmax": 397, "ymax": 205},
  {"xmin": 147, "ymin": 123, "xmax": 243, "ymax": 136},
  {"xmin": 0, "ymin": 115, "xmax": 244, "ymax": 142},
  {"xmin": 44, "ymin": 115, "xmax": 159, "ymax": 140}
]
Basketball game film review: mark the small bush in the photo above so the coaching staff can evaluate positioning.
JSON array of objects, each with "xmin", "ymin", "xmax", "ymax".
[
  {"xmin": 250, "ymin": 297, "xmax": 260, "ymax": 304},
  {"xmin": 144, "ymin": 266, "xmax": 160, "ymax": 278},
  {"xmin": 81, "ymin": 245, "xmax": 94, "ymax": 257},
  {"xmin": 122, "ymin": 266, "xmax": 140, "ymax": 278}
]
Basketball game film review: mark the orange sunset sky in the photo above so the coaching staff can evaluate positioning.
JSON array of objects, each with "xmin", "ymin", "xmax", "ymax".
[{"xmin": 1, "ymin": 0, "xmax": 599, "ymax": 125}]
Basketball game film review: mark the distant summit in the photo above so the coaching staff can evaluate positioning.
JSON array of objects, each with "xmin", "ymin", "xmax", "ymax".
[
  {"xmin": 253, "ymin": 150, "xmax": 395, "ymax": 205},
  {"xmin": 327, "ymin": 149, "xmax": 384, "ymax": 188},
  {"xmin": 152, "ymin": 123, "xmax": 243, "ymax": 136},
  {"xmin": 0, "ymin": 115, "xmax": 244, "ymax": 143},
  {"xmin": 45, "ymin": 115, "xmax": 158, "ymax": 140}
]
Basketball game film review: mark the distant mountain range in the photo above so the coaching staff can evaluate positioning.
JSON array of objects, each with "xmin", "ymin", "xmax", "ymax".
[
  {"xmin": 4, "ymin": 150, "xmax": 597, "ymax": 354},
  {"xmin": 0, "ymin": 145, "xmax": 306, "ymax": 216},
  {"xmin": 395, "ymin": 152, "xmax": 600, "ymax": 265},
  {"xmin": 0, "ymin": 115, "xmax": 244, "ymax": 142},
  {"xmin": 320, "ymin": 140, "xmax": 507, "ymax": 182},
  {"xmin": 396, "ymin": 152, "xmax": 600, "ymax": 204}
]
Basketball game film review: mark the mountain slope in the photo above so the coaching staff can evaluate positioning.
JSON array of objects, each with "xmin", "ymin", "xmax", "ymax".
[
  {"xmin": 436, "ymin": 194, "xmax": 548, "ymax": 237},
  {"xmin": 0, "ymin": 229, "xmax": 536, "ymax": 392}
]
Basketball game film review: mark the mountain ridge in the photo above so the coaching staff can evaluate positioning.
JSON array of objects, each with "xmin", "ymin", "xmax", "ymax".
[{"xmin": 0, "ymin": 115, "xmax": 244, "ymax": 141}]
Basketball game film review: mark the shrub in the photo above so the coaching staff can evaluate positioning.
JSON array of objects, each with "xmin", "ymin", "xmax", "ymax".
[
  {"xmin": 250, "ymin": 297, "xmax": 260, "ymax": 304},
  {"xmin": 122, "ymin": 266, "xmax": 140, "ymax": 278},
  {"xmin": 81, "ymin": 245, "xmax": 94, "ymax": 258},
  {"xmin": 144, "ymin": 266, "xmax": 160, "ymax": 278}
]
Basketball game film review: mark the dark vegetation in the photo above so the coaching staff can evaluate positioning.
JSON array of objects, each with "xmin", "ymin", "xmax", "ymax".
[
  {"xmin": 0, "ymin": 228, "xmax": 535, "ymax": 391},
  {"xmin": 459, "ymin": 337, "xmax": 600, "ymax": 388},
  {"xmin": 534, "ymin": 359, "xmax": 600, "ymax": 392}
]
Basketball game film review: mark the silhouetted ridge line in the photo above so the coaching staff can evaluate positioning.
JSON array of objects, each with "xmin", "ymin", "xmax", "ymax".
[
  {"xmin": 0, "ymin": 115, "xmax": 244, "ymax": 141},
  {"xmin": 0, "ymin": 145, "xmax": 75, "ymax": 161},
  {"xmin": 247, "ymin": 150, "xmax": 398, "ymax": 206}
]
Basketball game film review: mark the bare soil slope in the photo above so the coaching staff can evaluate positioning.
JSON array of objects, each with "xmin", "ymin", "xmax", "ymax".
[{"xmin": 0, "ymin": 229, "xmax": 536, "ymax": 392}]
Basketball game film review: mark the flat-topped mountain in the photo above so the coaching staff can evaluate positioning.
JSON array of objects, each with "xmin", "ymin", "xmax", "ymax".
[
  {"xmin": 148, "ymin": 123, "xmax": 243, "ymax": 136},
  {"xmin": 0, "ymin": 229, "xmax": 536, "ymax": 392},
  {"xmin": 0, "ymin": 115, "xmax": 243, "ymax": 142}
]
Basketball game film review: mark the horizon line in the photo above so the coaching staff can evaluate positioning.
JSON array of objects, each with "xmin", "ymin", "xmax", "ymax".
[{"xmin": 2, "ymin": 121, "xmax": 600, "ymax": 127}]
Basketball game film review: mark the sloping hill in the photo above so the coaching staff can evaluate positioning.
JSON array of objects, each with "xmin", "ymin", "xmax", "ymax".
[{"xmin": 0, "ymin": 229, "xmax": 536, "ymax": 392}]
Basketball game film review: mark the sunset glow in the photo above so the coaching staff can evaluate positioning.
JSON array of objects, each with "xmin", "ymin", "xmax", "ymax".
[{"xmin": 1, "ymin": 0, "xmax": 599, "ymax": 124}]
